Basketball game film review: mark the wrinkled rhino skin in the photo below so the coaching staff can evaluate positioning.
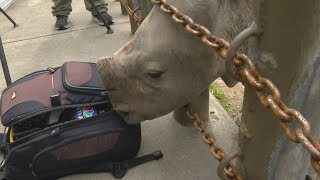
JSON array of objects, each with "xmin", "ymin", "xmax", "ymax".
[{"xmin": 98, "ymin": 0, "xmax": 253, "ymax": 124}]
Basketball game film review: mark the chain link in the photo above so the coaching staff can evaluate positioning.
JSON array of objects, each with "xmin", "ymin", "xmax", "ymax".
[
  {"xmin": 151, "ymin": 0, "xmax": 320, "ymax": 177},
  {"xmin": 185, "ymin": 105, "xmax": 242, "ymax": 180},
  {"xmin": 120, "ymin": 0, "xmax": 143, "ymax": 26}
]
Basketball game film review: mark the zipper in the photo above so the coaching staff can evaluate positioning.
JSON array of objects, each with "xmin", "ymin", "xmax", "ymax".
[
  {"xmin": 6, "ymin": 112, "xmax": 119, "ymax": 164},
  {"xmin": 3, "ymin": 101, "xmax": 109, "ymax": 127},
  {"xmin": 8, "ymin": 111, "xmax": 115, "ymax": 146},
  {"xmin": 61, "ymin": 64, "xmax": 107, "ymax": 97},
  {"xmin": 30, "ymin": 128, "xmax": 123, "ymax": 176}
]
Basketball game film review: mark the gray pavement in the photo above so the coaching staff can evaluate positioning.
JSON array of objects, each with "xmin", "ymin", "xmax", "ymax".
[{"xmin": 0, "ymin": 0, "xmax": 239, "ymax": 179}]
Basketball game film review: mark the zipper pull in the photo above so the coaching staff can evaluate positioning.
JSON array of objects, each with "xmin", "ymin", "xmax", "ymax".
[
  {"xmin": 50, "ymin": 127, "xmax": 60, "ymax": 136},
  {"xmin": 101, "ymin": 91, "xmax": 108, "ymax": 96}
]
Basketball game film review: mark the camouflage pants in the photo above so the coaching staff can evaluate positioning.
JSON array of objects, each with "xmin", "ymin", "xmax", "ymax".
[{"xmin": 52, "ymin": 0, "xmax": 108, "ymax": 16}]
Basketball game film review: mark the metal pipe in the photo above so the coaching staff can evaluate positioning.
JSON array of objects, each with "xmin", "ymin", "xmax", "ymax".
[
  {"xmin": 0, "ymin": 7, "xmax": 18, "ymax": 28},
  {"xmin": 0, "ymin": 37, "xmax": 12, "ymax": 86},
  {"xmin": 225, "ymin": 21, "xmax": 261, "ymax": 81},
  {"xmin": 240, "ymin": 0, "xmax": 320, "ymax": 179},
  {"xmin": 217, "ymin": 150, "xmax": 242, "ymax": 180},
  {"xmin": 87, "ymin": 0, "xmax": 114, "ymax": 34}
]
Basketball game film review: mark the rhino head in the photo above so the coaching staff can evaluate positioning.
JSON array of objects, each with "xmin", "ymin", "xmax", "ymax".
[{"xmin": 97, "ymin": 0, "xmax": 253, "ymax": 124}]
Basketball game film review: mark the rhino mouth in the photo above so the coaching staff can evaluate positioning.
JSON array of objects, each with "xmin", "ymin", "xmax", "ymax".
[
  {"xmin": 116, "ymin": 108, "xmax": 147, "ymax": 125},
  {"xmin": 114, "ymin": 103, "xmax": 130, "ymax": 116},
  {"xmin": 117, "ymin": 111, "xmax": 130, "ymax": 121},
  {"xmin": 113, "ymin": 103, "xmax": 137, "ymax": 124}
]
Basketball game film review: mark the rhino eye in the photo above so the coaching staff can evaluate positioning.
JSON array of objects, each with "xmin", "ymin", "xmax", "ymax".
[{"xmin": 146, "ymin": 71, "xmax": 163, "ymax": 79}]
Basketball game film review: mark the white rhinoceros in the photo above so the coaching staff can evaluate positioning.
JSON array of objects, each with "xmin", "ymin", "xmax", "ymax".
[{"xmin": 97, "ymin": 0, "xmax": 253, "ymax": 124}]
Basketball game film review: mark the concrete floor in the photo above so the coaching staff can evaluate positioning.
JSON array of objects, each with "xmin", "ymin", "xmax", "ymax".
[{"xmin": 0, "ymin": 0, "xmax": 239, "ymax": 179}]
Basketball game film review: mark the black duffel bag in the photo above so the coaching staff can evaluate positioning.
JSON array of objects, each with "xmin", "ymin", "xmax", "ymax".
[{"xmin": 0, "ymin": 61, "xmax": 162, "ymax": 180}]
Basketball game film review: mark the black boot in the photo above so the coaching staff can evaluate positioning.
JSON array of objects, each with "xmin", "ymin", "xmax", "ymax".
[
  {"xmin": 55, "ymin": 15, "xmax": 70, "ymax": 30},
  {"xmin": 92, "ymin": 11, "xmax": 114, "ymax": 25}
]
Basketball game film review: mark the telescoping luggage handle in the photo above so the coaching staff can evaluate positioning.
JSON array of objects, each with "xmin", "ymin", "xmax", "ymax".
[
  {"xmin": 0, "ymin": 7, "xmax": 18, "ymax": 28},
  {"xmin": 89, "ymin": 150, "xmax": 163, "ymax": 179},
  {"xmin": 0, "ymin": 7, "xmax": 18, "ymax": 86},
  {"xmin": 0, "ymin": 37, "xmax": 12, "ymax": 86}
]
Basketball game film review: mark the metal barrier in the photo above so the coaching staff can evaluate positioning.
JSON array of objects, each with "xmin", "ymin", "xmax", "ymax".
[{"xmin": 120, "ymin": 0, "xmax": 153, "ymax": 34}]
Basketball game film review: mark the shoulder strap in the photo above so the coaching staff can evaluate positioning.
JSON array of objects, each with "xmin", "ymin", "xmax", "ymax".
[
  {"xmin": 0, "ymin": 133, "xmax": 6, "ymax": 155},
  {"xmin": 88, "ymin": 150, "xmax": 163, "ymax": 179}
]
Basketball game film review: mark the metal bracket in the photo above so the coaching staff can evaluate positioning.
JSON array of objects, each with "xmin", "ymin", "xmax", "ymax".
[
  {"xmin": 217, "ymin": 150, "xmax": 242, "ymax": 180},
  {"xmin": 132, "ymin": 7, "xmax": 141, "ymax": 15},
  {"xmin": 225, "ymin": 21, "xmax": 262, "ymax": 81}
]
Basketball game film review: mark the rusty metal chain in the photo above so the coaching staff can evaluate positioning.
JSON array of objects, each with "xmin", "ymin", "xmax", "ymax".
[
  {"xmin": 186, "ymin": 105, "xmax": 243, "ymax": 180},
  {"xmin": 151, "ymin": 0, "xmax": 320, "ymax": 177},
  {"xmin": 120, "ymin": 0, "xmax": 143, "ymax": 26}
]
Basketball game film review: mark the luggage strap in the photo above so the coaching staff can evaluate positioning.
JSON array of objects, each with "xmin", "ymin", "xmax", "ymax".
[
  {"xmin": 90, "ymin": 150, "xmax": 163, "ymax": 179},
  {"xmin": 0, "ymin": 133, "xmax": 6, "ymax": 155}
]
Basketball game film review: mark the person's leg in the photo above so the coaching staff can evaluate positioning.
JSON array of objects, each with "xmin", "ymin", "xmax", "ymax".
[
  {"xmin": 84, "ymin": 0, "xmax": 114, "ymax": 25},
  {"xmin": 52, "ymin": 0, "xmax": 72, "ymax": 30},
  {"xmin": 52, "ymin": 0, "xmax": 72, "ymax": 16}
]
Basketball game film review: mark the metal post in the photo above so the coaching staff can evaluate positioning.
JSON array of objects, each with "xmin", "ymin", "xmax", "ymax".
[
  {"xmin": 127, "ymin": 0, "xmax": 139, "ymax": 34},
  {"xmin": 138, "ymin": 0, "xmax": 153, "ymax": 19},
  {"xmin": 239, "ymin": 0, "xmax": 320, "ymax": 179},
  {"xmin": 119, "ymin": 0, "xmax": 128, "ymax": 15},
  {"xmin": 0, "ymin": 7, "xmax": 18, "ymax": 27},
  {"xmin": 0, "ymin": 37, "xmax": 12, "ymax": 86},
  {"xmin": 127, "ymin": 0, "xmax": 153, "ymax": 34}
]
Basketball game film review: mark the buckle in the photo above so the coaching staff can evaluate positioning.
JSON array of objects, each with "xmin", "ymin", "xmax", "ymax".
[
  {"xmin": 112, "ymin": 163, "xmax": 127, "ymax": 179},
  {"xmin": 47, "ymin": 67, "xmax": 56, "ymax": 73},
  {"xmin": 152, "ymin": 150, "xmax": 163, "ymax": 160},
  {"xmin": 50, "ymin": 94, "xmax": 61, "ymax": 106}
]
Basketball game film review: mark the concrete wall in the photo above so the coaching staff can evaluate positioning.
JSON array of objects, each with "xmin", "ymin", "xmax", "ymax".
[{"xmin": 240, "ymin": 0, "xmax": 320, "ymax": 179}]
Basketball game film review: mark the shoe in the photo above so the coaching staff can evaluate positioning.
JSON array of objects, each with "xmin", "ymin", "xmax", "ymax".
[
  {"xmin": 55, "ymin": 15, "xmax": 70, "ymax": 30},
  {"xmin": 92, "ymin": 11, "xmax": 114, "ymax": 26}
]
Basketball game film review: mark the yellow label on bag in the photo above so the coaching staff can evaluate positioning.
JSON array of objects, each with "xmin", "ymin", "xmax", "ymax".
[{"xmin": 11, "ymin": 91, "xmax": 16, "ymax": 100}]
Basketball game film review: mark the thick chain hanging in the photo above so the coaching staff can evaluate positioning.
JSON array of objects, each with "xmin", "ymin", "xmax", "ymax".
[
  {"xmin": 186, "ymin": 105, "xmax": 243, "ymax": 180},
  {"xmin": 120, "ymin": 0, "xmax": 143, "ymax": 26},
  {"xmin": 151, "ymin": 0, "xmax": 320, "ymax": 177}
]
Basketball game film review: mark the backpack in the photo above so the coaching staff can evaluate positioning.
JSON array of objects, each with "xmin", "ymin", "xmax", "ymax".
[{"xmin": 0, "ymin": 61, "xmax": 162, "ymax": 180}]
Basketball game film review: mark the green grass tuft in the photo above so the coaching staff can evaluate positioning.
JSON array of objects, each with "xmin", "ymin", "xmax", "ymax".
[{"xmin": 209, "ymin": 84, "xmax": 231, "ymax": 114}]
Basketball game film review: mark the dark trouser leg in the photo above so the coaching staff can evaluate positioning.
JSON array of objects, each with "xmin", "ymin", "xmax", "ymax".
[
  {"xmin": 52, "ymin": 0, "xmax": 72, "ymax": 16},
  {"xmin": 84, "ymin": 0, "xmax": 108, "ymax": 16}
]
